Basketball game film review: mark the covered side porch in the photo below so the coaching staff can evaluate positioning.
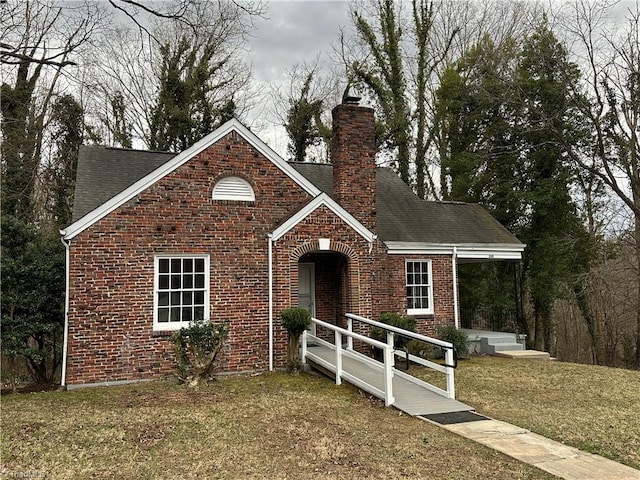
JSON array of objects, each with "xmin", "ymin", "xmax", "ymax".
[{"xmin": 385, "ymin": 241, "xmax": 526, "ymax": 331}]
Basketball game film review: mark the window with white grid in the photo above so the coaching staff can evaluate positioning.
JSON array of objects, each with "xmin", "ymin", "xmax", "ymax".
[
  {"xmin": 406, "ymin": 260, "xmax": 434, "ymax": 315},
  {"xmin": 154, "ymin": 256, "xmax": 209, "ymax": 331}
]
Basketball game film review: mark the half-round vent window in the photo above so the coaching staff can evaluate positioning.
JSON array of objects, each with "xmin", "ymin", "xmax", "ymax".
[{"xmin": 212, "ymin": 176, "xmax": 255, "ymax": 202}]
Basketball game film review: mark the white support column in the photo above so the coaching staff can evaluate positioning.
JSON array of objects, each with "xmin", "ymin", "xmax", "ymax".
[
  {"xmin": 335, "ymin": 331, "xmax": 342, "ymax": 385},
  {"xmin": 452, "ymin": 246, "xmax": 460, "ymax": 330},
  {"xmin": 60, "ymin": 236, "xmax": 70, "ymax": 387},
  {"xmin": 268, "ymin": 234, "xmax": 274, "ymax": 371},
  {"xmin": 383, "ymin": 346, "xmax": 395, "ymax": 406}
]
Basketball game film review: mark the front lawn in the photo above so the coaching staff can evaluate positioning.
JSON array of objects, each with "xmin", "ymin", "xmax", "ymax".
[
  {"xmin": 1, "ymin": 373, "xmax": 553, "ymax": 480},
  {"xmin": 412, "ymin": 356, "xmax": 640, "ymax": 469}
]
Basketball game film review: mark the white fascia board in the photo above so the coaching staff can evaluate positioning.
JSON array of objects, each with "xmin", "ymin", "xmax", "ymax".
[
  {"xmin": 61, "ymin": 119, "xmax": 321, "ymax": 240},
  {"xmin": 232, "ymin": 121, "xmax": 321, "ymax": 197},
  {"xmin": 271, "ymin": 193, "xmax": 376, "ymax": 243},
  {"xmin": 385, "ymin": 241, "xmax": 525, "ymax": 260}
]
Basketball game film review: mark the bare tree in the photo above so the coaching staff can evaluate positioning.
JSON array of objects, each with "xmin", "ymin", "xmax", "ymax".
[
  {"xmin": 105, "ymin": 0, "xmax": 266, "ymax": 44},
  {"xmin": 561, "ymin": 1, "xmax": 640, "ymax": 366},
  {"xmin": 434, "ymin": 0, "xmax": 539, "ymax": 62},
  {"xmin": 270, "ymin": 59, "xmax": 340, "ymax": 163},
  {"xmin": 1, "ymin": 0, "xmax": 107, "ymax": 221},
  {"xmin": 87, "ymin": 0, "xmax": 259, "ymax": 149}
]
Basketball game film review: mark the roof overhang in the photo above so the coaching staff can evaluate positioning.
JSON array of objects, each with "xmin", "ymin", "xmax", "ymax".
[
  {"xmin": 270, "ymin": 193, "xmax": 376, "ymax": 244},
  {"xmin": 384, "ymin": 241, "xmax": 525, "ymax": 262},
  {"xmin": 60, "ymin": 119, "xmax": 321, "ymax": 240}
]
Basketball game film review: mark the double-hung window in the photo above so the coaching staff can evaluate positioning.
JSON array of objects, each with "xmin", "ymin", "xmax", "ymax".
[
  {"xmin": 406, "ymin": 260, "xmax": 434, "ymax": 315},
  {"xmin": 154, "ymin": 255, "xmax": 209, "ymax": 331}
]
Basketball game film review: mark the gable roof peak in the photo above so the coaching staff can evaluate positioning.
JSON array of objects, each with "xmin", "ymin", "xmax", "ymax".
[{"xmin": 62, "ymin": 117, "xmax": 320, "ymax": 240}]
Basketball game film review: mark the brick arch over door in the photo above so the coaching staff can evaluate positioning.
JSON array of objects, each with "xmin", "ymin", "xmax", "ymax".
[{"xmin": 289, "ymin": 240, "xmax": 362, "ymax": 319}]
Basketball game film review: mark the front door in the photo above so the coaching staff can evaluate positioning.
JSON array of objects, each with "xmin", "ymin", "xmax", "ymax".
[{"xmin": 298, "ymin": 263, "xmax": 315, "ymax": 317}]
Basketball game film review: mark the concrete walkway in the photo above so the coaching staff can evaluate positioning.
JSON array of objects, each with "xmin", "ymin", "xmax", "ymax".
[{"xmin": 421, "ymin": 416, "xmax": 640, "ymax": 479}]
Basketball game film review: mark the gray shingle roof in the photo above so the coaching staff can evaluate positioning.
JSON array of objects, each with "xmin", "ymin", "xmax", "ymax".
[
  {"xmin": 72, "ymin": 146, "xmax": 174, "ymax": 221},
  {"xmin": 71, "ymin": 146, "xmax": 522, "ymax": 246},
  {"xmin": 289, "ymin": 162, "xmax": 522, "ymax": 245}
]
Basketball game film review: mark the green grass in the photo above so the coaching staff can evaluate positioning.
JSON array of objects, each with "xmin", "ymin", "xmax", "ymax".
[
  {"xmin": 411, "ymin": 356, "xmax": 640, "ymax": 469},
  {"xmin": 1, "ymin": 373, "xmax": 554, "ymax": 479}
]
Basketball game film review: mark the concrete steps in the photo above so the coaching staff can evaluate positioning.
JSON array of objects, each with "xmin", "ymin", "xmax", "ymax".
[
  {"xmin": 477, "ymin": 333, "xmax": 524, "ymax": 355},
  {"xmin": 460, "ymin": 329, "xmax": 550, "ymax": 361}
]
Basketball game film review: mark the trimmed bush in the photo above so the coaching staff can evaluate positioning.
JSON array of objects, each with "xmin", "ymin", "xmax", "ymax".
[
  {"xmin": 405, "ymin": 339, "xmax": 439, "ymax": 360},
  {"xmin": 280, "ymin": 307, "xmax": 312, "ymax": 374},
  {"xmin": 170, "ymin": 319, "xmax": 228, "ymax": 387},
  {"xmin": 280, "ymin": 307, "xmax": 312, "ymax": 336},
  {"xmin": 436, "ymin": 325, "xmax": 470, "ymax": 359}
]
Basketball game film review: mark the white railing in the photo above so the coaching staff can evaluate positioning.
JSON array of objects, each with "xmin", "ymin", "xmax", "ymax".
[
  {"xmin": 346, "ymin": 313, "xmax": 457, "ymax": 399},
  {"xmin": 302, "ymin": 317, "xmax": 396, "ymax": 406}
]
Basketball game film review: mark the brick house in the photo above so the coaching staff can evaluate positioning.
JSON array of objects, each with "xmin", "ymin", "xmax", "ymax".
[{"xmin": 60, "ymin": 100, "xmax": 524, "ymax": 387}]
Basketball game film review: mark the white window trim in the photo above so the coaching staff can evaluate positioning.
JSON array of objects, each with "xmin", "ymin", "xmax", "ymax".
[
  {"xmin": 212, "ymin": 176, "xmax": 255, "ymax": 202},
  {"xmin": 153, "ymin": 254, "xmax": 210, "ymax": 331},
  {"xmin": 406, "ymin": 259, "xmax": 434, "ymax": 316}
]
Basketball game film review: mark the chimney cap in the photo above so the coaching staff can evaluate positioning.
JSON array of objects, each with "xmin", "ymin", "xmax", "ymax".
[{"xmin": 343, "ymin": 96, "xmax": 361, "ymax": 105}]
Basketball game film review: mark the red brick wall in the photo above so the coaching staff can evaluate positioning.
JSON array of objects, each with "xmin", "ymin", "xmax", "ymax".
[
  {"xmin": 270, "ymin": 205, "xmax": 382, "ymax": 366},
  {"xmin": 66, "ymin": 131, "xmax": 313, "ymax": 385},
  {"xmin": 66, "ymin": 130, "xmax": 458, "ymax": 386},
  {"xmin": 376, "ymin": 255, "xmax": 456, "ymax": 336},
  {"xmin": 331, "ymin": 103, "xmax": 376, "ymax": 231}
]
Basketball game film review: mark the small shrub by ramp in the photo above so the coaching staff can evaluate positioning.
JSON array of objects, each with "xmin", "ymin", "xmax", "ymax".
[
  {"xmin": 436, "ymin": 325, "xmax": 470, "ymax": 359},
  {"xmin": 280, "ymin": 307, "xmax": 311, "ymax": 374},
  {"xmin": 371, "ymin": 312, "xmax": 416, "ymax": 349}
]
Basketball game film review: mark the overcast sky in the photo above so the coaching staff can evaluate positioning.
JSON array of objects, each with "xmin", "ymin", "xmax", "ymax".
[
  {"xmin": 244, "ymin": 1, "xmax": 351, "ymax": 154},
  {"xmin": 249, "ymin": 1, "xmax": 349, "ymax": 83}
]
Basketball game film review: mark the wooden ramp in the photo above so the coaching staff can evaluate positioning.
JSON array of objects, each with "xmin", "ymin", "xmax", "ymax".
[{"xmin": 306, "ymin": 344, "xmax": 474, "ymax": 416}]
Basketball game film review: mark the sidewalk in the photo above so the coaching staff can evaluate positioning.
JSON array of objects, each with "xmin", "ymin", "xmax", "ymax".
[{"xmin": 421, "ymin": 416, "xmax": 640, "ymax": 480}]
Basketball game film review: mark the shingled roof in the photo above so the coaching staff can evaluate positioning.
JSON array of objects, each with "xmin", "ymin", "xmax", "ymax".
[
  {"xmin": 289, "ymin": 162, "xmax": 521, "ymax": 246},
  {"xmin": 70, "ymin": 145, "xmax": 523, "ymax": 250},
  {"xmin": 72, "ymin": 146, "xmax": 174, "ymax": 222}
]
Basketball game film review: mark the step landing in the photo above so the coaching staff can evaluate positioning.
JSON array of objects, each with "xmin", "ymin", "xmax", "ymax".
[{"xmin": 493, "ymin": 350, "xmax": 550, "ymax": 360}]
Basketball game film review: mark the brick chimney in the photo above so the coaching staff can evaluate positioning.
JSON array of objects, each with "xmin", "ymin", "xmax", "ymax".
[{"xmin": 331, "ymin": 98, "xmax": 376, "ymax": 231}]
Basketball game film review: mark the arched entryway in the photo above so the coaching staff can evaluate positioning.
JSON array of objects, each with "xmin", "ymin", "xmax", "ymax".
[
  {"xmin": 299, "ymin": 251, "xmax": 349, "ymax": 325},
  {"xmin": 291, "ymin": 240, "xmax": 361, "ymax": 327}
]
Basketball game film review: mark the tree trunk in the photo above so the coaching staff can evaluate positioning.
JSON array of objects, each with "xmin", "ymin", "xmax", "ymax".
[
  {"xmin": 634, "ymin": 211, "xmax": 640, "ymax": 367},
  {"xmin": 543, "ymin": 306, "xmax": 553, "ymax": 353},
  {"xmin": 287, "ymin": 334, "xmax": 302, "ymax": 374},
  {"xmin": 534, "ymin": 308, "xmax": 544, "ymax": 351}
]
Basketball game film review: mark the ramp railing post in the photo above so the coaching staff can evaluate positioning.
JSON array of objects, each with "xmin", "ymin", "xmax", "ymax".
[
  {"xmin": 383, "ymin": 345, "xmax": 395, "ymax": 406},
  {"xmin": 386, "ymin": 331, "xmax": 395, "ymax": 367},
  {"xmin": 335, "ymin": 330, "xmax": 342, "ymax": 385},
  {"xmin": 445, "ymin": 348, "xmax": 455, "ymax": 399},
  {"xmin": 346, "ymin": 316, "xmax": 354, "ymax": 351},
  {"xmin": 301, "ymin": 330, "xmax": 308, "ymax": 365}
]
